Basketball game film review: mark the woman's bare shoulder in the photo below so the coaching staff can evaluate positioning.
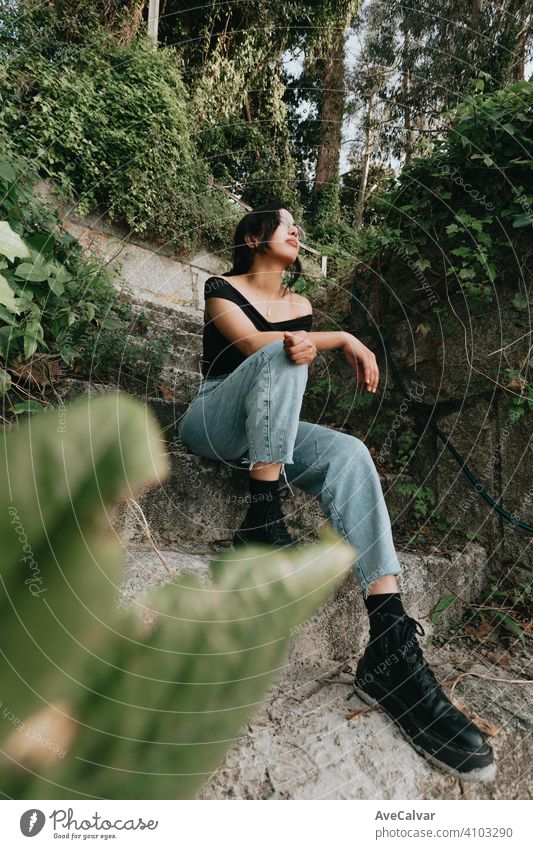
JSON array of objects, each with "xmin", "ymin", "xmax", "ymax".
[{"xmin": 294, "ymin": 292, "xmax": 313, "ymax": 313}]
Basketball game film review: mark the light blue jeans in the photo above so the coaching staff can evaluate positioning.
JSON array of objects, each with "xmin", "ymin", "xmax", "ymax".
[{"xmin": 178, "ymin": 339, "xmax": 402, "ymax": 594}]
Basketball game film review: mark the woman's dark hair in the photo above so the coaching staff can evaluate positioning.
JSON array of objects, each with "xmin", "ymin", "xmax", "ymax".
[{"xmin": 224, "ymin": 200, "xmax": 303, "ymax": 290}]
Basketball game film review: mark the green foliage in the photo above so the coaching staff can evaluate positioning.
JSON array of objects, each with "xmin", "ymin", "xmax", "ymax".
[
  {"xmin": 0, "ymin": 142, "xmax": 171, "ymax": 414},
  {"xmin": 0, "ymin": 10, "xmax": 233, "ymax": 255},
  {"xmin": 431, "ymin": 593, "xmax": 459, "ymax": 624},
  {"xmin": 306, "ymin": 181, "xmax": 362, "ymax": 275},
  {"xmin": 354, "ymin": 77, "xmax": 533, "ymax": 415},
  {"xmin": 74, "ymin": 308, "xmax": 172, "ymax": 397},
  {"xmin": 0, "ymin": 141, "xmax": 115, "ymax": 395},
  {"xmin": 438, "ymin": 573, "xmax": 532, "ymax": 649},
  {"xmin": 0, "ymin": 393, "xmax": 355, "ymax": 799},
  {"xmin": 391, "ymin": 429, "xmax": 419, "ymax": 471},
  {"xmin": 365, "ymin": 78, "xmax": 533, "ymax": 303}
]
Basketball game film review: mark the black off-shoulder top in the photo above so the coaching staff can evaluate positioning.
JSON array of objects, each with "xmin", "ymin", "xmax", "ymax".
[{"xmin": 201, "ymin": 276, "xmax": 313, "ymax": 379}]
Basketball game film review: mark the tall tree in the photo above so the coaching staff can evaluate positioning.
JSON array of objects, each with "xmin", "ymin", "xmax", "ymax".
[
  {"xmin": 307, "ymin": 1, "xmax": 361, "ymax": 200},
  {"xmin": 312, "ymin": 24, "xmax": 347, "ymax": 191},
  {"xmin": 345, "ymin": 0, "xmax": 533, "ymax": 171}
]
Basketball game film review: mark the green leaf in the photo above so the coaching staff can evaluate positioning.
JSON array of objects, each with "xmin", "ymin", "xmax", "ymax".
[
  {"xmin": 496, "ymin": 612, "xmax": 525, "ymax": 644},
  {"xmin": 512, "ymin": 293, "xmax": 529, "ymax": 310},
  {"xmin": 0, "ymin": 367, "xmax": 11, "ymax": 396},
  {"xmin": 0, "ymin": 221, "xmax": 30, "ymax": 263},
  {"xmin": 0, "ymin": 305, "xmax": 17, "ymax": 326},
  {"xmin": 100, "ymin": 316, "xmax": 123, "ymax": 330},
  {"xmin": 0, "ymin": 325, "xmax": 20, "ymax": 358},
  {"xmin": 23, "ymin": 335, "xmax": 38, "ymax": 359},
  {"xmin": 0, "ymin": 274, "xmax": 22, "ymax": 315},
  {"xmin": 513, "ymin": 213, "xmax": 533, "ymax": 228},
  {"xmin": 25, "ymin": 234, "xmax": 56, "ymax": 260},
  {"xmin": 0, "ymin": 158, "xmax": 17, "ymax": 183},
  {"xmin": 9, "ymin": 400, "xmax": 44, "ymax": 415},
  {"xmin": 14, "ymin": 261, "xmax": 49, "ymax": 283},
  {"xmin": 52, "ymin": 265, "xmax": 74, "ymax": 285},
  {"xmin": 48, "ymin": 277, "xmax": 65, "ymax": 297},
  {"xmin": 431, "ymin": 593, "xmax": 458, "ymax": 623}
]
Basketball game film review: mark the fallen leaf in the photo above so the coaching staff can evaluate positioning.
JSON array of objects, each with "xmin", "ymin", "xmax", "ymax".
[
  {"xmin": 157, "ymin": 383, "xmax": 176, "ymax": 401},
  {"xmin": 347, "ymin": 705, "xmax": 380, "ymax": 720},
  {"xmin": 449, "ymin": 696, "xmax": 502, "ymax": 737},
  {"xmin": 464, "ymin": 620, "xmax": 493, "ymax": 637},
  {"xmin": 486, "ymin": 651, "xmax": 510, "ymax": 667}
]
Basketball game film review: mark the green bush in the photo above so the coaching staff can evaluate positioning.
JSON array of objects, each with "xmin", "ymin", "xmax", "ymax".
[
  {"xmin": 0, "ymin": 10, "xmax": 235, "ymax": 256},
  {"xmin": 362, "ymin": 77, "xmax": 533, "ymax": 306},
  {"xmin": 0, "ymin": 140, "xmax": 171, "ymax": 414},
  {"xmin": 352, "ymin": 76, "xmax": 533, "ymax": 419}
]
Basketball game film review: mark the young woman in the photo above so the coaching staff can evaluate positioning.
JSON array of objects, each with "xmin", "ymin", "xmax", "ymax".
[{"xmin": 178, "ymin": 201, "xmax": 495, "ymax": 784}]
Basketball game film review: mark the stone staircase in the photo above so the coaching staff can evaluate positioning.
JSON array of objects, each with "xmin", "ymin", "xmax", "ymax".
[{"xmin": 52, "ymin": 294, "xmax": 532, "ymax": 799}]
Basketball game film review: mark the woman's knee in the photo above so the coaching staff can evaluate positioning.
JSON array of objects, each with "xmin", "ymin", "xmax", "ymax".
[
  {"xmin": 259, "ymin": 339, "xmax": 309, "ymax": 376},
  {"xmin": 328, "ymin": 431, "xmax": 374, "ymax": 468}
]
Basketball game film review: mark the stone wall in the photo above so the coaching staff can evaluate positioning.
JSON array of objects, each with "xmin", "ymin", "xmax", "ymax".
[
  {"xmin": 36, "ymin": 175, "xmax": 532, "ymax": 573},
  {"xmin": 308, "ymin": 273, "xmax": 533, "ymax": 574},
  {"xmin": 33, "ymin": 179, "xmax": 224, "ymax": 316}
]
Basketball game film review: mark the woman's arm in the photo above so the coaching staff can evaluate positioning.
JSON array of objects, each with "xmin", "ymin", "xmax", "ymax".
[
  {"xmin": 206, "ymin": 296, "xmax": 379, "ymax": 393},
  {"xmin": 282, "ymin": 330, "xmax": 380, "ymax": 394},
  {"xmin": 246, "ymin": 329, "xmax": 347, "ymax": 356}
]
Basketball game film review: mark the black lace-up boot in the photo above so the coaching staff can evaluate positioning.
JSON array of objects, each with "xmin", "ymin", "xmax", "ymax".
[
  {"xmin": 232, "ymin": 487, "xmax": 297, "ymax": 550},
  {"xmin": 350, "ymin": 612, "xmax": 496, "ymax": 782}
]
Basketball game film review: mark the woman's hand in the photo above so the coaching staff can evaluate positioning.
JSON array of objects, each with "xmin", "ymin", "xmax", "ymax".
[
  {"xmin": 342, "ymin": 332, "xmax": 379, "ymax": 393},
  {"xmin": 283, "ymin": 330, "xmax": 317, "ymax": 366}
]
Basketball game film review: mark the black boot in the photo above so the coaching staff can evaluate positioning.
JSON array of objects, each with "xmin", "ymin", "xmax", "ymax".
[
  {"xmin": 350, "ymin": 612, "xmax": 496, "ymax": 782},
  {"xmin": 232, "ymin": 487, "xmax": 297, "ymax": 550}
]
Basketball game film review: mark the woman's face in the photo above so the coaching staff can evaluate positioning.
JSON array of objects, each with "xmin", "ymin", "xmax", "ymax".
[{"xmin": 267, "ymin": 208, "xmax": 304, "ymax": 265}]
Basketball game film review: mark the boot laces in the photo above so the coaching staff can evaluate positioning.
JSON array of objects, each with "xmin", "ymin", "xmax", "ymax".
[
  {"xmin": 397, "ymin": 614, "xmax": 440, "ymax": 694},
  {"xmin": 264, "ymin": 488, "xmax": 293, "ymax": 544}
]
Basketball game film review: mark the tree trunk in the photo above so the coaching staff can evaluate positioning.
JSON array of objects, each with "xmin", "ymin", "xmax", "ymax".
[
  {"xmin": 312, "ymin": 26, "xmax": 346, "ymax": 191},
  {"xmin": 511, "ymin": 25, "xmax": 527, "ymax": 80},
  {"xmin": 355, "ymin": 93, "xmax": 376, "ymax": 227},
  {"xmin": 402, "ymin": 25, "xmax": 414, "ymax": 165},
  {"xmin": 243, "ymin": 93, "xmax": 262, "ymax": 164}
]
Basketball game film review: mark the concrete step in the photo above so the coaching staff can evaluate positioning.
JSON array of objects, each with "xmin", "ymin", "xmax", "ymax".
[
  {"xmin": 158, "ymin": 363, "xmax": 202, "ymax": 396},
  {"xmin": 112, "ymin": 438, "xmax": 417, "ymax": 551},
  {"xmin": 118, "ymin": 541, "xmax": 490, "ymax": 667},
  {"xmin": 116, "ymin": 540, "xmax": 524, "ymax": 801},
  {"xmin": 127, "ymin": 297, "xmax": 204, "ymax": 341},
  {"xmin": 52, "ymin": 378, "xmax": 427, "ymax": 547},
  {"xmin": 196, "ymin": 638, "xmax": 530, "ymax": 800}
]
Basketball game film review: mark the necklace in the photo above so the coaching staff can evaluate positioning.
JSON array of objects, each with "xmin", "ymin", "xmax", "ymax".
[{"xmin": 266, "ymin": 289, "xmax": 287, "ymax": 319}]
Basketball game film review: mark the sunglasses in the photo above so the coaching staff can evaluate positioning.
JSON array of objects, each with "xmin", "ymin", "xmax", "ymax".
[{"xmin": 279, "ymin": 215, "xmax": 306, "ymax": 241}]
